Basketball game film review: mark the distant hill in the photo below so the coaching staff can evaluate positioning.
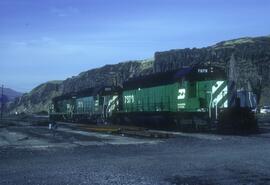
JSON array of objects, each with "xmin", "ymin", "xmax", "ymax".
[{"xmin": 2, "ymin": 87, "xmax": 23, "ymax": 101}]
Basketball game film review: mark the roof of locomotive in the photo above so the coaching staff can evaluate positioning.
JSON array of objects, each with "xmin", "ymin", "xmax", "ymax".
[
  {"xmin": 123, "ymin": 65, "xmax": 226, "ymax": 90},
  {"xmin": 52, "ymin": 85, "xmax": 120, "ymax": 102},
  {"xmin": 52, "ymin": 65, "xmax": 227, "ymax": 102}
]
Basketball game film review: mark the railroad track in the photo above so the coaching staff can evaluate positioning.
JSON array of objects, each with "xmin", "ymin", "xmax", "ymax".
[{"xmin": 77, "ymin": 124, "xmax": 171, "ymax": 138}]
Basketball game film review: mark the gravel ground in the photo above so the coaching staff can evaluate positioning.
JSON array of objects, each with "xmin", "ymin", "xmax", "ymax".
[{"xmin": 1, "ymin": 120, "xmax": 270, "ymax": 185}]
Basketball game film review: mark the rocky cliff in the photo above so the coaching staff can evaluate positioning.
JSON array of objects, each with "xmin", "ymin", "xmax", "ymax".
[
  {"xmin": 155, "ymin": 36, "xmax": 270, "ymax": 105},
  {"xmin": 62, "ymin": 59, "xmax": 154, "ymax": 94},
  {"xmin": 8, "ymin": 36, "xmax": 270, "ymax": 114}
]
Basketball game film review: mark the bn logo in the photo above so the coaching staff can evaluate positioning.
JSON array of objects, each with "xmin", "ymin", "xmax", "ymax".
[{"xmin": 177, "ymin": 89, "xmax": 186, "ymax": 100}]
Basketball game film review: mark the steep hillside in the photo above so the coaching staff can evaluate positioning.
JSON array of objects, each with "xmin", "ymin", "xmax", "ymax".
[
  {"xmin": 8, "ymin": 36, "xmax": 270, "ymax": 113},
  {"xmin": 8, "ymin": 81, "xmax": 62, "ymax": 114}
]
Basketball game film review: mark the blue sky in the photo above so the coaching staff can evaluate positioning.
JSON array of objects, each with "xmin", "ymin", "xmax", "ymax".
[{"xmin": 0, "ymin": 0, "xmax": 269, "ymax": 92}]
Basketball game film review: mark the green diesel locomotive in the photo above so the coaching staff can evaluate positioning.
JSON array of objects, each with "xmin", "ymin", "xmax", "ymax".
[
  {"xmin": 113, "ymin": 66, "xmax": 227, "ymax": 130},
  {"xmin": 50, "ymin": 86, "xmax": 119, "ymax": 123},
  {"xmin": 49, "ymin": 65, "xmax": 256, "ymax": 131}
]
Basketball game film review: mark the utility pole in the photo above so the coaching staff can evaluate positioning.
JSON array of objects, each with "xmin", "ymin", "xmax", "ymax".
[
  {"xmin": 0, "ymin": 85, "xmax": 3, "ymax": 122},
  {"xmin": 228, "ymin": 54, "xmax": 237, "ymax": 107}
]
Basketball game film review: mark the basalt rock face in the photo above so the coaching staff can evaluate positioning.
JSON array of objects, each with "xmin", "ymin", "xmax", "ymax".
[
  {"xmin": 155, "ymin": 36, "xmax": 270, "ymax": 105},
  {"xmin": 62, "ymin": 59, "xmax": 154, "ymax": 94}
]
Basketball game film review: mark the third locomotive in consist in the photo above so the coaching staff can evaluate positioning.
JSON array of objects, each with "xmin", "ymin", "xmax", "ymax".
[{"xmin": 49, "ymin": 65, "xmax": 257, "ymax": 132}]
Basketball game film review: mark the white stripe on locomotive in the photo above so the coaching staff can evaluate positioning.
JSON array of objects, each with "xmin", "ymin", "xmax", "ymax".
[{"xmin": 211, "ymin": 81, "xmax": 228, "ymax": 108}]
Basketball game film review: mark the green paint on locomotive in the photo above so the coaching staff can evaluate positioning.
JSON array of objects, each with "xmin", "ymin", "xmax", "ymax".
[
  {"xmin": 75, "ymin": 96, "xmax": 104, "ymax": 114},
  {"xmin": 51, "ymin": 93, "xmax": 118, "ymax": 118},
  {"xmin": 55, "ymin": 99, "xmax": 75, "ymax": 114},
  {"xmin": 122, "ymin": 80, "xmax": 228, "ymax": 113},
  {"xmin": 75, "ymin": 97, "xmax": 95, "ymax": 114}
]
